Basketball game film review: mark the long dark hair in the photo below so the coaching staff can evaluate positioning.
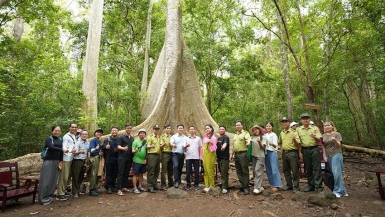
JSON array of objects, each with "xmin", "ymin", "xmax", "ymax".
[{"xmin": 205, "ymin": 124, "xmax": 214, "ymax": 139}]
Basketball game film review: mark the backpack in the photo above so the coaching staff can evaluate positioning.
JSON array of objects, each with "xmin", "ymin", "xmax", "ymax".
[{"xmin": 41, "ymin": 136, "xmax": 62, "ymax": 160}]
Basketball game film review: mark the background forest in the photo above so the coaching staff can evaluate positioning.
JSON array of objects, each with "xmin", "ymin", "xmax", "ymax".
[{"xmin": 0, "ymin": 0, "xmax": 384, "ymax": 161}]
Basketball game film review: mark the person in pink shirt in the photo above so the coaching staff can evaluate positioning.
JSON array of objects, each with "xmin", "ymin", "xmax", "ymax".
[{"xmin": 202, "ymin": 124, "xmax": 217, "ymax": 192}]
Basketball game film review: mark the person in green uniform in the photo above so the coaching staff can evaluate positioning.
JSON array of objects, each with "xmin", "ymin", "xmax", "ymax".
[
  {"xmin": 230, "ymin": 121, "xmax": 251, "ymax": 195},
  {"xmin": 160, "ymin": 124, "xmax": 173, "ymax": 190},
  {"xmin": 146, "ymin": 125, "xmax": 162, "ymax": 193},
  {"xmin": 132, "ymin": 129, "xmax": 147, "ymax": 194},
  {"xmin": 279, "ymin": 117, "xmax": 301, "ymax": 193},
  {"xmin": 297, "ymin": 113, "xmax": 323, "ymax": 193}
]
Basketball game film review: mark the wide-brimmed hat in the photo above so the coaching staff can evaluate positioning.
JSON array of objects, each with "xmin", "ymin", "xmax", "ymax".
[
  {"xmin": 249, "ymin": 125, "xmax": 264, "ymax": 134},
  {"xmin": 94, "ymin": 128, "xmax": 103, "ymax": 135},
  {"xmin": 290, "ymin": 122, "xmax": 298, "ymax": 128}
]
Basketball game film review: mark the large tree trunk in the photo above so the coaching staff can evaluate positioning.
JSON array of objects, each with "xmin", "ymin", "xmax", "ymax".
[
  {"xmin": 81, "ymin": 0, "xmax": 104, "ymax": 132},
  {"xmin": 138, "ymin": 0, "xmax": 218, "ymax": 137},
  {"xmin": 140, "ymin": 0, "xmax": 153, "ymax": 109}
]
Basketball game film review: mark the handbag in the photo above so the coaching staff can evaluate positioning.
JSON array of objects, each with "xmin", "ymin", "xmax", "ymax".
[
  {"xmin": 247, "ymin": 136, "xmax": 253, "ymax": 162},
  {"xmin": 41, "ymin": 136, "xmax": 61, "ymax": 159}
]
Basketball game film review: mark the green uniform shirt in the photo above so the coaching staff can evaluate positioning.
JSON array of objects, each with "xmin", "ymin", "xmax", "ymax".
[
  {"xmin": 297, "ymin": 125, "xmax": 322, "ymax": 147},
  {"xmin": 278, "ymin": 128, "xmax": 300, "ymax": 151},
  {"xmin": 233, "ymin": 129, "xmax": 251, "ymax": 152},
  {"xmin": 132, "ymin": 139, "xmax": 147, "ymax": 164},
  {"xmin": 146, "ymin": 133, "xmax": 162, "ymax": 154},
  {"xmin": 161, "ymin": 133, "xmax": 172, "ymax": 153}
]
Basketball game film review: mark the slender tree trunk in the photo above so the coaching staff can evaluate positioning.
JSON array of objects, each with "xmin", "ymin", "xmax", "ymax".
[
  {"xmin": 140, "ymin": 0, "xmax": 153, "ymax": 108},
  {"xmin": 81, "ymin": 0, "xmax": 104, "ymax": 132},
  {"xmin": 13, "ymin": 16, "xmax": 24, "ymax": 42},
  {"xmin": 276, "ymin": 3, "xmax": 292, "ymax": 120}
]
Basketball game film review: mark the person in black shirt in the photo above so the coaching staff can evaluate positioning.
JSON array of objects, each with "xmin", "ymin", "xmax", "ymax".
[
  {"xmin": 101, "ymin": 126, "xmax": 120, "ymax": 194},
  {"xmin": 116, "ymin": 124, "xmax": 134, "ymax": 196},
  {"xmin": 216, "ymin": 125, "xmax": 230, "ymax": 194}
]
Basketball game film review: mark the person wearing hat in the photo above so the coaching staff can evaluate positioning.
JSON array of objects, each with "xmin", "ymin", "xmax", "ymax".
[
  {"xmin": 290, "ymin": 122, "xmax": 298, "ymax": 131},
  {"xmin": 146, "ymin": 124, "xmax": 162, "ymax": 193},
  {"xmin": 88, "ymin": 128, "xmax": 103, "ymax": 196},
  {"xmin": 116, "ymin": 123, "xmax": 135, "ymax": 196},
  {"xmin": 132, "ymin": 128, "xmax": 148, "ymax": 194},
  {"xmin": 279, "ymin": 117, "xmax": 301, "ymax": 193},
  {"xmin": 230, "ymin": 121, "xmax": 251, "ymax": 195},
  {"xmin": 297, "ymin": 113, "xmax": 323, "ymax": 193},
  {"xmin": 76, "ymin": 128, "xmax": 83, "ymax": 141},
  {"xmin": 160, "ymin": 124, "xmax": 174, "ymax": 190},
  {"xmin": 249, "ymin": 125, "xmax": 267, "ymax": 195}
]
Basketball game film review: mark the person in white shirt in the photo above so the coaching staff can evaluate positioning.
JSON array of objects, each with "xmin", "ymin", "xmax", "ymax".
[
  {"xmin": 57, "ymin": 123, "xmax": 77, "ymax": 200},
  {"xmin": 184, "ymin": 126, "xmax": 202, "ymax": 191}
]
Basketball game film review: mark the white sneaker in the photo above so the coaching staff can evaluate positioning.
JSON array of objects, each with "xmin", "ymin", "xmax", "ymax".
[
  {"xmin": 343, "ymin": 193, "xmax": 349, "ymax": 197},
  {"xmin": 334, "ymin": 193, "xmax": 341, "ymax": 198},
  {"xmin": 259, "ymin": 187, "xmax": 264, "ymax": 192},
  {"xmin": 222, "ymin": 189, "xmax": 228, "ymax": 194},
  {"xmin": 253, "ymin": 189, "xmax": 260, "ymax": 195},
  {"xmin": 204, "ymin": 187, "xmax": 210, "ymax": 192}
]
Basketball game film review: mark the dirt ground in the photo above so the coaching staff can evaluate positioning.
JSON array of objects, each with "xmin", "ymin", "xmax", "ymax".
[{"xmin": 3, "ymin": 153, "xmax": 385, "ymax": 217}]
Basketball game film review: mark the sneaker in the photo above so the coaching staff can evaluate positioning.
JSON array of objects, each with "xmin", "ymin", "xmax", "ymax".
[
  {"xmin": 64, "ymin": 191, "xmax": 71, "ymax": 196},
  {"xmin": 184, "ymin": 186, "xmax": 191, "ymax": 191},
  {"xmin": 43, "ymin": 199, "xmax": 53, "ymax": 205},
  {"xmin": 334, "ymin": 193, "xmax": 341, "ymax": 198},
  {"xmin": 89, "ymin": 191, "xmax": 98, "ymax": 196},
  {"xmin": 203, "ymin": 187, "xmax": 210, "ymax": 192},
  {"xmin": 194, "ymin": 186, "xmax": 200, "ymax": 191},
  {"xmin": 133, "ymin": 188, "xmax": 141, "ymax": 194},
  {"xmin": 72, "ymin": 194, "xmax": 79, "ymax": 199},
  {"xmin": 58, "ymin": 195, "xmax": 68, "ymax": 201},
  {"xmin": 253, "ymin": 189, "xmax": 260, "ymax": 195},
  {"xmin": 107, "ymin": 187, "xmax": 112, "ymax": 194},
  {"xmin": 343, "ymin": 193, "xmax": 349, "ymax": 197},
  {"xmin": 222, "ymin": 189, "xmax": 228, "ymax": 194},
  {"xmin": 259, "ymin": 187, "xmax": 264, "ymax": 192},
  {"xmin": 138, "ymin": 186, "xmax": 146, "ymax": 192}
]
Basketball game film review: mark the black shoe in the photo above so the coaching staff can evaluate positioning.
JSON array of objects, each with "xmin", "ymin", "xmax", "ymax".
[
  {"xmin": 149, "ymin": 188, "xmax": 156, "ymax": 193},
  {"xmin": 243, "ymin": 189, "xmax": 250, "ymax": 195},
  {"xmin": 154, "ymin": 186, "xmax": 161, "ymax": 190},
  {"xmin": 283, "ymin": 186, "xmax": 293, "ymax": 191},
  {"xmin": 58, "ymin": 195, "xmax": 68, "ymax": 201},
  {"xmin": 303, "ymin": 187, "xmax": 315, "ymax": 192},
  {"xmin": 64, "ymin": 191, "xmax": 71, "ymax": 196},
  {"xmin": 184, "ymin": 186, "xmax": 191, "ymax": 191},
  {"xmin": 174, "ymin": 182, "xmax": 179, "ymax": 188},
  {"xmin": 89, "ymin": 191, "xmax": 98, "ymax": 196},
  {"xmin": 235, "ymin": 185, "xmax": 243, "ymax": 190},
  {"xmin": 107, "ymin": 187, "xmax": 112, "ymax": 194}
]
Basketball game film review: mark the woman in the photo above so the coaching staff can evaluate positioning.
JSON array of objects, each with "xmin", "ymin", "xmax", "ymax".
[
  {"xmin": 249, "ymin": 125, "xmax": 267, "ymax": 195},
  {"xmin": 202, "ymin": 124, "xmax": 217, "ymax": 192},
  {"xmin": 322, "ymin": 121, "xmax": 348, "ymax": 198},
  {"xmin": 264, "ymin": 122, "xmax": 282, "ymax": 191},
  {"xmin": 38, "ymin": 126, "xmax": 68, "ymax": 205}
]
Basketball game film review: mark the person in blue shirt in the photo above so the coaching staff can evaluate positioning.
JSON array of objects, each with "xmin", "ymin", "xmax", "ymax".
[{"xmin": 89, "ymin": 128, "xmax": 103, "ymax": 196}]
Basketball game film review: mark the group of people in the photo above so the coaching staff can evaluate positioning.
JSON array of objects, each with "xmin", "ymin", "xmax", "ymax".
[{"xmin": 38, "ymin": 113, "xmax": 348, "ymax": 205}]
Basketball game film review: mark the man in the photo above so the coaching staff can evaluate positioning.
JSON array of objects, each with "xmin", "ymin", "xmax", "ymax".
[
  {"xmin": 279, "ymin": 117, "xmax": 301, "ymax": 193},
  {"xmin": 57, "ymin": 123, "xmax": 77, "ymax": 200},
  {"xmin": 116, "ymin": 124, "xmax": 134, "ymax": 196},
  {"xmin": 290, "ymin": 122, "xmax": 298, "ymax": 131},
  {"xmin": 89, "ymin": 128, "xmax": 103, "ymax": 196},
  {"xmin": 216, "ymin": 125, "xmax": 230, "ymax": 194},
  {"xmin": 132, "ymin": 129, "xmax": 148, "ymax": 194},
  {"xmin": 230, "ymin": 121, "xmax": 251, "ymax": 195},
  {"xmin": 101, "ymin": 126, "xmax": 119, "ymax": 194},
  {"xmin": 146, "ymin": 125, "xmax": 162, "ymax": 193},
  {"xmin": 71, "ymin": 130, "xmax": 89, "ymax": 198},
  {"xmin": 170, "ymin": 124, "xmax": 188, "ymax": 188},
  {"xmin": 297, "ymin": 113, "xmax": 323, "ymax": 193},
  {"xmin": 185, "ymin": 126, "xmax": 202, "ymax": 191},
  {"xmin": 160, "ymin": 124, "xmax": 174, "ymax": 190}
]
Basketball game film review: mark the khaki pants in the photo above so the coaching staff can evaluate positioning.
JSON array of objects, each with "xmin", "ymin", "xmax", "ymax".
[{"xmin": 57, "ymin": 161, "xmax": 72, "ymax": 195}]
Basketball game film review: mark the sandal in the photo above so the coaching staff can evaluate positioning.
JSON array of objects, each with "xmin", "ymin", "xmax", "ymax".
[
  {"xmin": 117, "ymin": 190, "xmax": 124, "ymax": 196},
  {"xmin": 272, "ymin": 187, "xmax": 279, "ymax": 192},
  {"xmin": 138, "ymin": 186, "xmax": 146, "ymax": 192},
  {"xmin": 122, "ymin": 188, "xmax": 130, "ymax": 192}
]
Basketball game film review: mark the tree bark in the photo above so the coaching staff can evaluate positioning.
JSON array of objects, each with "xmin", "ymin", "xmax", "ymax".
[
  {"xmin": 13, "ymin": 16, "xmax": 23, "ymax": 42},
  {"xmin": 138, "ymin": 0, "xmax": 218, "ymax": 137},
  {"xmin": 81, "ymin": 0, "xmax": 104, "ymax": 132},
  {"xmin": 344, "ymin": 145, "xmax": 385, "ymax": 156},
  {"xmin": 140, "ymin": 0, "xmax": 153, "ymax": 108}
]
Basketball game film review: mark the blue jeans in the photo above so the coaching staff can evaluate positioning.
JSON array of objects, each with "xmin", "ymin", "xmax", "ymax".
[
  {"xmin": 328, "ymin": 152, "xmax": 347, "ymax": 195},
  {"xmin": 185, "ymin": 159, "xmax": 200, "ymax": 187},
  {"xmin": 172, "ymin": 153, "xmax": 185, "ymax": 184},
  {"xmin": 265, "ymin": 151, "xmax": 282, "ymax": 188}
]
